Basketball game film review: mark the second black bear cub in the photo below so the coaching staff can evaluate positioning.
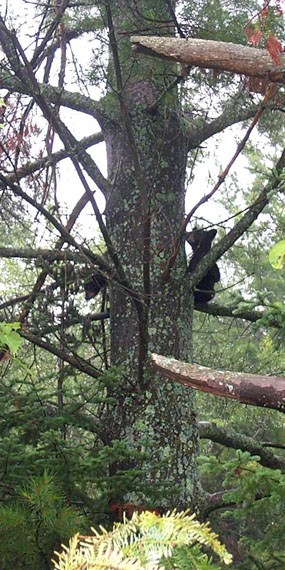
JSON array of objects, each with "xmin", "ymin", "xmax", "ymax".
[
  {"xmin": 186, "ymin": 228, "xmax": 220, "ymax": 304},
  {"xmin": 84, "ymin": 274, "xmax": 107, "ymax": 300}
]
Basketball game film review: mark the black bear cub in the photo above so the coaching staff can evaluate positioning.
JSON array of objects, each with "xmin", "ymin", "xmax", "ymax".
[
  {"xmin": 84, "ymin": 274, "xmax": 107, "ymax": 300},
  {"xmin": 186, "ymin": 228, "xmax": 220, "ymax": 304}
]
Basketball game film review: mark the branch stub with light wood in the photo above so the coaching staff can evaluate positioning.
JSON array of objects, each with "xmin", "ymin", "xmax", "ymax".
[
  {"xmin": 131, "ymin": 36, "xmax": 285, "ymax": 83},
  {"xmin": 151, "ymin": 353, "xmax": 285, "ymax": 412}
]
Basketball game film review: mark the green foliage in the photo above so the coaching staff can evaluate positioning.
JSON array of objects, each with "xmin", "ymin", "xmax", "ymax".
[
  {"xmin": 53, "ymin": 510, "xmax": 232, "ymax": 570},
  {"xmin": 0, "ymin": 472, "xmax": 85, "ymax": 570},
  {"xmin": 0, "ymin": 369, "xmax": 151, "ymax": 505},
  {"xmin": 180, "ymin": 0, "xmax": 258, "ymax": 44},
  {"xmin": 199, "ymin": 451, "xmax": 285, "ymax": 568},
  {"xmin": 269, "ymin": 239, "xmax": 285, "ymax": 269},
  {"xmin": 0, "ymin": 321, "xmax": 22, "ymax": 356}
]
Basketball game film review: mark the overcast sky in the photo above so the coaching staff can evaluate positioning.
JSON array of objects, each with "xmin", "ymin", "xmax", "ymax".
[{"xmin": 0, "ymin": 1, "xmax": 259, "ymax": 238}]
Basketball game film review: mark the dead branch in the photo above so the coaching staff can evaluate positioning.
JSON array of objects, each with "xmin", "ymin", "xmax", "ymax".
[
  {"xmin": 131, "ymin": 36, "xmax": 285, "ymax": 83},
  {"xmin": 151, "ymin": 353, "xmax": 285, "ymax": 412}
]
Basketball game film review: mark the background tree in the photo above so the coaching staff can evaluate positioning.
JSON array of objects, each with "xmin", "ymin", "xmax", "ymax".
[{"xmin": 0, "ymin": 0, "xmax": 285, "ymax": 568}]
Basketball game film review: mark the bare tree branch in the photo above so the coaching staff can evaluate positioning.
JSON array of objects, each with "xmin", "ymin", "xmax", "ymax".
[
  {"xmin": 151, "ymin": 353, "xmax": 285, "ymax": 412},
  {"xmin": 196, "ymin": 301, "xmax": 283, "ymax": 329},
  {"xmin": 20, "ymin": 329, "xmax": 102, "ymax": 379},
  {"xmin": 198, "ymin": 421, "xmax": 285, "ymax": 472},
  {"xmin": 0, "ymin": 247, "xmax": 85, "ymax": 262},
  {"xmin": 6, "ymin": 131, "xmax": 104, "ymax": 184},
  {"xmin": 187, "ymin": 99, "xmax": 260, "ymax": 149},
  {"xmin": 0, "ymin": 71, "xmax": 105, "ymax": 121},
  {"xmin": 131, "ymin": 36, "xmax": 285, "ymax": 84},
  {"xmin": 0, "ymin": 173, "xmax": 114, "ymax": 273}
]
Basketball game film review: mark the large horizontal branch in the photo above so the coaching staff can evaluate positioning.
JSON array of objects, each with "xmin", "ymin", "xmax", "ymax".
[
  {"xmin": 151, "ymin": 353, "xmax": 285, "ymax": 413},
  {"xmin": 187, "ymin": 100, "xmax": 259, "ymax": 149},
  {"xmin": 131, "ymin": 36, "xmax": 285, "ymax": 83},
  {"xmin": 198, "ymin": 421, "xmax": 285, "ymax": 472},
  {"xmin": 0, "ymin": 247, "xmax": 85, "ymax": 262},
  {"xmin": 196, "ymin": 301, "xmax": 283, "ymax": 329},
  {"xmin": 33, "ymin": 311, "xmax": 110, "ymax": 338},
  {"xmin": 0, "ymin": 70, "xmax": 105, "ymax": 121}
]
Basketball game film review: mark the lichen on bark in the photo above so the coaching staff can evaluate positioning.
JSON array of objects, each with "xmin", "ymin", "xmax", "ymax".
[{"xmin": 98, "ymin": 0, "xmax": 199, "ymax": 510}]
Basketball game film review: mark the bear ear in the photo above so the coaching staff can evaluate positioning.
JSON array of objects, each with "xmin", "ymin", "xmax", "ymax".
[
  {"xmin": 185, "ymin": 228, "xmax": 217, "ymax": 248},
  {"xmin": 185, "ymin": 231, "xmax": 192, "ymax": 243},
  {"xmin": 185, "ymin": 229, "xmax": 200, "ymax": 246}
]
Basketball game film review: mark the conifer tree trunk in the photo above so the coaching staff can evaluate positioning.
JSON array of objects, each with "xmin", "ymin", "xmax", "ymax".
[{"xmin": 100, "ymin": 0, "xmax": 199, "ymax": 510}]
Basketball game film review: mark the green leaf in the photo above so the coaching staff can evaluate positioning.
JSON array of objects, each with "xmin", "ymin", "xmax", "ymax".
[
  {"xmin": 269, "ymin": 240, "xmax": 285, "ymax": 269},
  {"xmin": 0, "ymin": 322, "xmax": 22, "ymax": 355}
]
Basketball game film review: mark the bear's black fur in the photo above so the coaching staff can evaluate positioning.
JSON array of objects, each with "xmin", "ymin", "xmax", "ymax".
[
  {"xmin": 84, "ymin": 274, "xmax": 107, "ymax": 300},
  {"xmin": 186, "ymin": 228, "xmax": 220, "ymax": 303}
]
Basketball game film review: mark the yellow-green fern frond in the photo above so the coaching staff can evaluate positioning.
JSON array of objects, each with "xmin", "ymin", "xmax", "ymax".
[
  {"xmin": 53, "ymin": 510, "xmax": 232, "ymax": 570},
  {"xmin": 53, "ymin": 534, "xmax": 145, "ymax": 570}
]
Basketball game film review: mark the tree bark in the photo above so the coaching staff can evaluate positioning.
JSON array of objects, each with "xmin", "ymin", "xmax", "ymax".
[
  {"xmin": 131, "ymin": 36, "xmax": 285, "ymax": 83},
  {"xmin": 151, "ymin": 353, "xmax": 285, "ymax": 412},
  {"xmin": 96, "ymin": 0, "xmax": 199, "ymax": 511}
]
